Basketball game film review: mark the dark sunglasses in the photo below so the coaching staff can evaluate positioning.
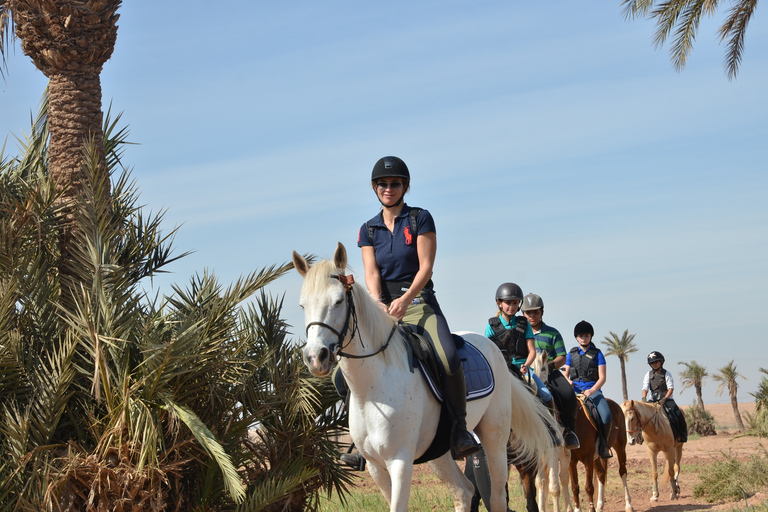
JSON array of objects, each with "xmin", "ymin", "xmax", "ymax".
[{"xmin": 376, "ymin": 181, "xmax": 403, "ymax": 190}]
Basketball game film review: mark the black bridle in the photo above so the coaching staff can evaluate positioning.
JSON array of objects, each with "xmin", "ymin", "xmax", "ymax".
[{"xmin": 305, "ymin": 273, "xmax": 397, "ymax": 360}]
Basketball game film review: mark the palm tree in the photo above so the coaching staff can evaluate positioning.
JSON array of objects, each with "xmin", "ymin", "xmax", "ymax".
[
  {"xmin": 601, "ymin": 329, "xmax": 638, "ymax": 401},
  {"xmin": 621, "ymin": 0, "xmax": 759, "ymax": 79},
  {"xmin": 0, "ymin": 107, "xmax": 353, "ymax": 510},
  {"xmin": 713, "ymin": 360, "xmax": 746, "ymax": 431},
  {"xmin": 1, "ymin": 0, "xmax": 122, "ymax": 310},
  {"xmin": 678, "ymin": 360, "xmax": 709, "ymax": 408},
  {"xmin": 750, "ymin": 368, "xmax": 768, "ymax": 412}
]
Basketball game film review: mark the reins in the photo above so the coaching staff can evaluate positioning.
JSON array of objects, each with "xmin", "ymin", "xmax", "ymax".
[
  {"xmin": 305, "ymin": 273, "xmax": 397, "ymax": 360},
  {"xmin": 626, "ymin": 402, "xmax": 662, "ymax": 434}
]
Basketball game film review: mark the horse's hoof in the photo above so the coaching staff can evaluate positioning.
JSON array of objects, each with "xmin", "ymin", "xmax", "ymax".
[{"xmin": 650, "ymin": 495, "xmax": 658, "ymax": 502}]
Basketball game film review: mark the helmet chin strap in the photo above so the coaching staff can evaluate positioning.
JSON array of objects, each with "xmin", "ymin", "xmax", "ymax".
[{"xmin": 376, "ymin": 191, "xmax": 404, "ymax": 208}]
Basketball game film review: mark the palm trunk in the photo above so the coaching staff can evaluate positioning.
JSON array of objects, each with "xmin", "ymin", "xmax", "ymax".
[
  {"xmin": 619, "ymin": 357, "xmax": 628, "ymax": 401},
  {"xmin": 48, "ymin": 71, "xmax": 110, "ymax": 310},
  {"xmin": 11, "ymin": 0, "xmax": 121, "ymax": 312},
  {"xmin": 730, "ymin": 391, "xmax": 745, "ymax": 430},
  {"xmin": 695, "ymin": 384, "xmax": 704, "ymax": 408}
]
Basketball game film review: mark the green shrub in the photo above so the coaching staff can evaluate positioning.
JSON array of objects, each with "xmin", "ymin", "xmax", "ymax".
[
  {"xmin": 686, "ymin": 405, "xmax": 717, "ymax": 436},
  {"xmin": 742, "ymin": 408, "xmax": 768, "ymax": 438},
  {"xmin": 693, "ymin": 447, "xmax": 768, "ymax": 502}
]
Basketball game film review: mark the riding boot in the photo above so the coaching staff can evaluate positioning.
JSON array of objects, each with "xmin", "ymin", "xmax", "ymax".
[
  {"xmin": 544, "ymin": 399, "xmax": 563, "ymax": 447},
  {"xmin": 443, "ymin": 369, "xmax": 481, "ymax": 459},
  {"xmin": 597, "ymin": 421, "xmax": 613, "ymax": 459},
  {"xmin": 677, "ymin": 408, "xmax": 688, "ymax": 443}
]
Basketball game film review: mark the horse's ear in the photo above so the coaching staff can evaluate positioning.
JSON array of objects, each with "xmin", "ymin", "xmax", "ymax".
[
  {"xmin": 293, "ymin": 251, "xmax": 310, "ymax": 277},
  {"xmin": 333, "ymin": 242, "xmax": 347, "ymax": 271}
]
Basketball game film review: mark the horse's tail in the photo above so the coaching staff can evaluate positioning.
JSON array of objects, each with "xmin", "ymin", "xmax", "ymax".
[{"xmin": 507, "ymin": 374, "xmax": 559, "ymax": 470}]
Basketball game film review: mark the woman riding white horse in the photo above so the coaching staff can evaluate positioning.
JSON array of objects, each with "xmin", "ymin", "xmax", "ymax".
[
  {"xmin": 294, "ymin": 243, "xmax": 553, "ymax": 512},
  {"xmin": 356, "ymin": 155, "xmax": 478, "ymax": 460}
]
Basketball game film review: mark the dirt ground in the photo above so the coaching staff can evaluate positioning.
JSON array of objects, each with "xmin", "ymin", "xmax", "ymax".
[{"xmin": 347, "ymin": 402, "xmax": 767, "ymax": 512}]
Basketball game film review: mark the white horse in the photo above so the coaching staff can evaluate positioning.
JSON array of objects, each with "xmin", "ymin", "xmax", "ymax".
[
  {"xmin": 293, "ymin": 243, "xmax": 553, "ymax": 512},
  {"xmin": 531, "ymin": 350, "xmax": 573, "ymax": 512}
]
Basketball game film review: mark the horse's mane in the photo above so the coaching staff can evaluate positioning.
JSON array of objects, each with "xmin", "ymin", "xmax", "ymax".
[
  {"xmin": 303, "ymin": 259, "xmax": 409, "ymax": 369},
  {"xmin": 632, "ymin": 400, "xmax": 674, "ymax": 438}
]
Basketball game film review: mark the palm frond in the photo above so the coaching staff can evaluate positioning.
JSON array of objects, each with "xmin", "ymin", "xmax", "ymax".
[
  {"xmin": 162, "ymin": 400, "xmax": 246, "ymax": 504},
  {"xmin": 718, "ymin": 0, "xmax": 757, "ymax": 79}
]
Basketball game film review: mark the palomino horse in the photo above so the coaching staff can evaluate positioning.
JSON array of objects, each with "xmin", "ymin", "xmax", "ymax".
[
  {"xmin": 530, "ymin": 350, "xmax": 572, "ymax": 512},
  {"xmin": 570, "ymin": 396, "xmax": 633, "ymax": 512},
  {"xmin": 621, "ymin": 400, "xmax": 682, "ymax": 501},
  {"xmin": 293, "ymin": 243, "xmax": 553, "ymax": 512}
]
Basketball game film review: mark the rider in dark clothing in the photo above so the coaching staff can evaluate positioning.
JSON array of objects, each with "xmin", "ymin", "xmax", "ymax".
[
  {"xmin": 642, "ymin": 351, "xmax": 688, "ymax": 443},
  {"xmin": 521, "ymin": 293, "xmax": 580, "ymax": 450}
]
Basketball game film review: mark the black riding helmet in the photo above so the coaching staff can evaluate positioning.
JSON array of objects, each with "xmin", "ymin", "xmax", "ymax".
[
  {"xmin": 647, "ymin": 351, "xmax": 665, "ymax": 365},
  {"xmin": 495, "ymin": 282, "xmax": 523, "ymax": 302},
  {"xmin": 371, "ymin": 156, "xmax": 410, "ymax": 206},
  {"xmin": 573, "ymin": 320, "xmax": 594, "ymax": 338},
  {"xmin": 371, "ymin": 156, "xmax": 410, "ymax": 181}
]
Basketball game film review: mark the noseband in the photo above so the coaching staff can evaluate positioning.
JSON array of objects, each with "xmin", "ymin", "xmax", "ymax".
[{"xmin": 305, "ymin": 273, "xmax": 396, "ymax": 359}]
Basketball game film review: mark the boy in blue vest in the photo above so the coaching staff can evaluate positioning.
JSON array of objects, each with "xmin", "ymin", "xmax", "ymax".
[{"xmin": 562, "ymin": 320, "xmax": 612, "ymax": 459}]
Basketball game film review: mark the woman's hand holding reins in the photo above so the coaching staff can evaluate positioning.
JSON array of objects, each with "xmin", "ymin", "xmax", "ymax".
[{"xmin": 388, "ymin": 297, "xmax": 408, "ymax": 320}]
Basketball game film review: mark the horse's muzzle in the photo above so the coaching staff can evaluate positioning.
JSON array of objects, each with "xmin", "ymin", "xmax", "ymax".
[{"xmin": 303, "ymin": 345, "xmax": 333, "ymax": 376}]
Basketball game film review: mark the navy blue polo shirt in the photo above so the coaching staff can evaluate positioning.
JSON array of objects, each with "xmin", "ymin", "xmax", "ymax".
[{"xmin": 357, "ymin": 204, "xmax": 436, "ymax": 282}]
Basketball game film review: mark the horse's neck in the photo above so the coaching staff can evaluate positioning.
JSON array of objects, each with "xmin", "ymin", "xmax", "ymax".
[
  {"xmin": 339, "ymin": 301, "xmax": 408, "ymax": 397},
  {"xmin": 638, "ymin": 403, "xmax": 662, "ymax": 434}
]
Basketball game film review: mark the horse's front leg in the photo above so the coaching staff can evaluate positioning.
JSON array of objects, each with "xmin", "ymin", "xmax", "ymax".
[
  {"xmin": 648, "ymin": 449, "xmax": 659, "ymax": 501},
  {"xmin": 560, "ymin": 450, "xmax": 574, "ymax": 512},
  {"xmin": 367, "ymin": 461, "xmax": 393, "ymax": 506},
  {"xmin": 519, "ymin": 466, "xmax": 538, "ymax": 512},
  {"xmin": 428, "ymin": 453, "xmax": 474, "ymax": 512},
  {"xmin": 569, "ymin": 458, "xmax": 581, "ymax": 512},
  {"xmin": 584, "ymin": 460, "xmax": 596, "ymax": 512},
  {"xmin": 385, "ymin": 457, "xmax": 414, "ymax": 512},
  {"xmin": 594, "ymin": 459, "xmax": 607, "ymax": 512},
  {"xmin": 535, "ymin": 461, "xmax": 550, "ymax": 512}
]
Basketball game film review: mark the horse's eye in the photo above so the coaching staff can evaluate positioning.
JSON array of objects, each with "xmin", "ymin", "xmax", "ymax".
[{"xmin": 334, "ymin": 298, "xmax": 343, "ymax": 306}]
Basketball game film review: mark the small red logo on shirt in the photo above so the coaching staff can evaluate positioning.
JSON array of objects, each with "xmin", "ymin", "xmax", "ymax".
[{"xmin": 404, "ymin": 226, "xmax": 413, "ymax": 245}]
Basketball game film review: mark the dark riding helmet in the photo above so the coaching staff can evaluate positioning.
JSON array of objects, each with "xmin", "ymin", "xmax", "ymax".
[
  {"xmin": 371, "ymin": 156, "xmax": 410, "ymax": 181},
  {"xmin": 573, "ymin": 320, "xmax": 594, "ymax": 338},
  {"xmin": 521, "ymin": 293, "xmax": 544, "ymax": 312},
  {"xmin": 495, "ymin": 282, "xmax": 523, "ymax": 302},
  {"xmin": 647, "ymin": 351, "xmax": 665, "ymax": 365}
]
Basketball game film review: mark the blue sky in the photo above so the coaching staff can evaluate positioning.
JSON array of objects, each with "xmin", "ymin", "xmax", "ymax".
[{"xmin": 2, "ymin": 1, "xmax": 767, "ymax": 407}]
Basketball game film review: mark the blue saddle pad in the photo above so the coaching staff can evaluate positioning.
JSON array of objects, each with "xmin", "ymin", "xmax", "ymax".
[{"xmin": 418, "ymin": 337, "xmax": 495, "ymax": 403}]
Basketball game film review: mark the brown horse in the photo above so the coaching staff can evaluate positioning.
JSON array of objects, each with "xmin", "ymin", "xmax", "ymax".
[
  {"xmin": 569, "ymin": 397, "xmax": 634, "ymax": 512},
  {"xmin": 507, "ymin": 439, "xmax": 542, "ymax": 512},
  {"xmin": 621, "ymin": 400, "xmax": 682, "ymax": 501}
]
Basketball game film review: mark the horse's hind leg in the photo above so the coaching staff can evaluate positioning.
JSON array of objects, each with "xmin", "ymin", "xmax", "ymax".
[
  {"xmin": 668, "ymin": 446, "xmax": 681, "ymax": 500},
  {"xmin": 429, "ymin": 453, "xmax": 474, "ymax": 512}
]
